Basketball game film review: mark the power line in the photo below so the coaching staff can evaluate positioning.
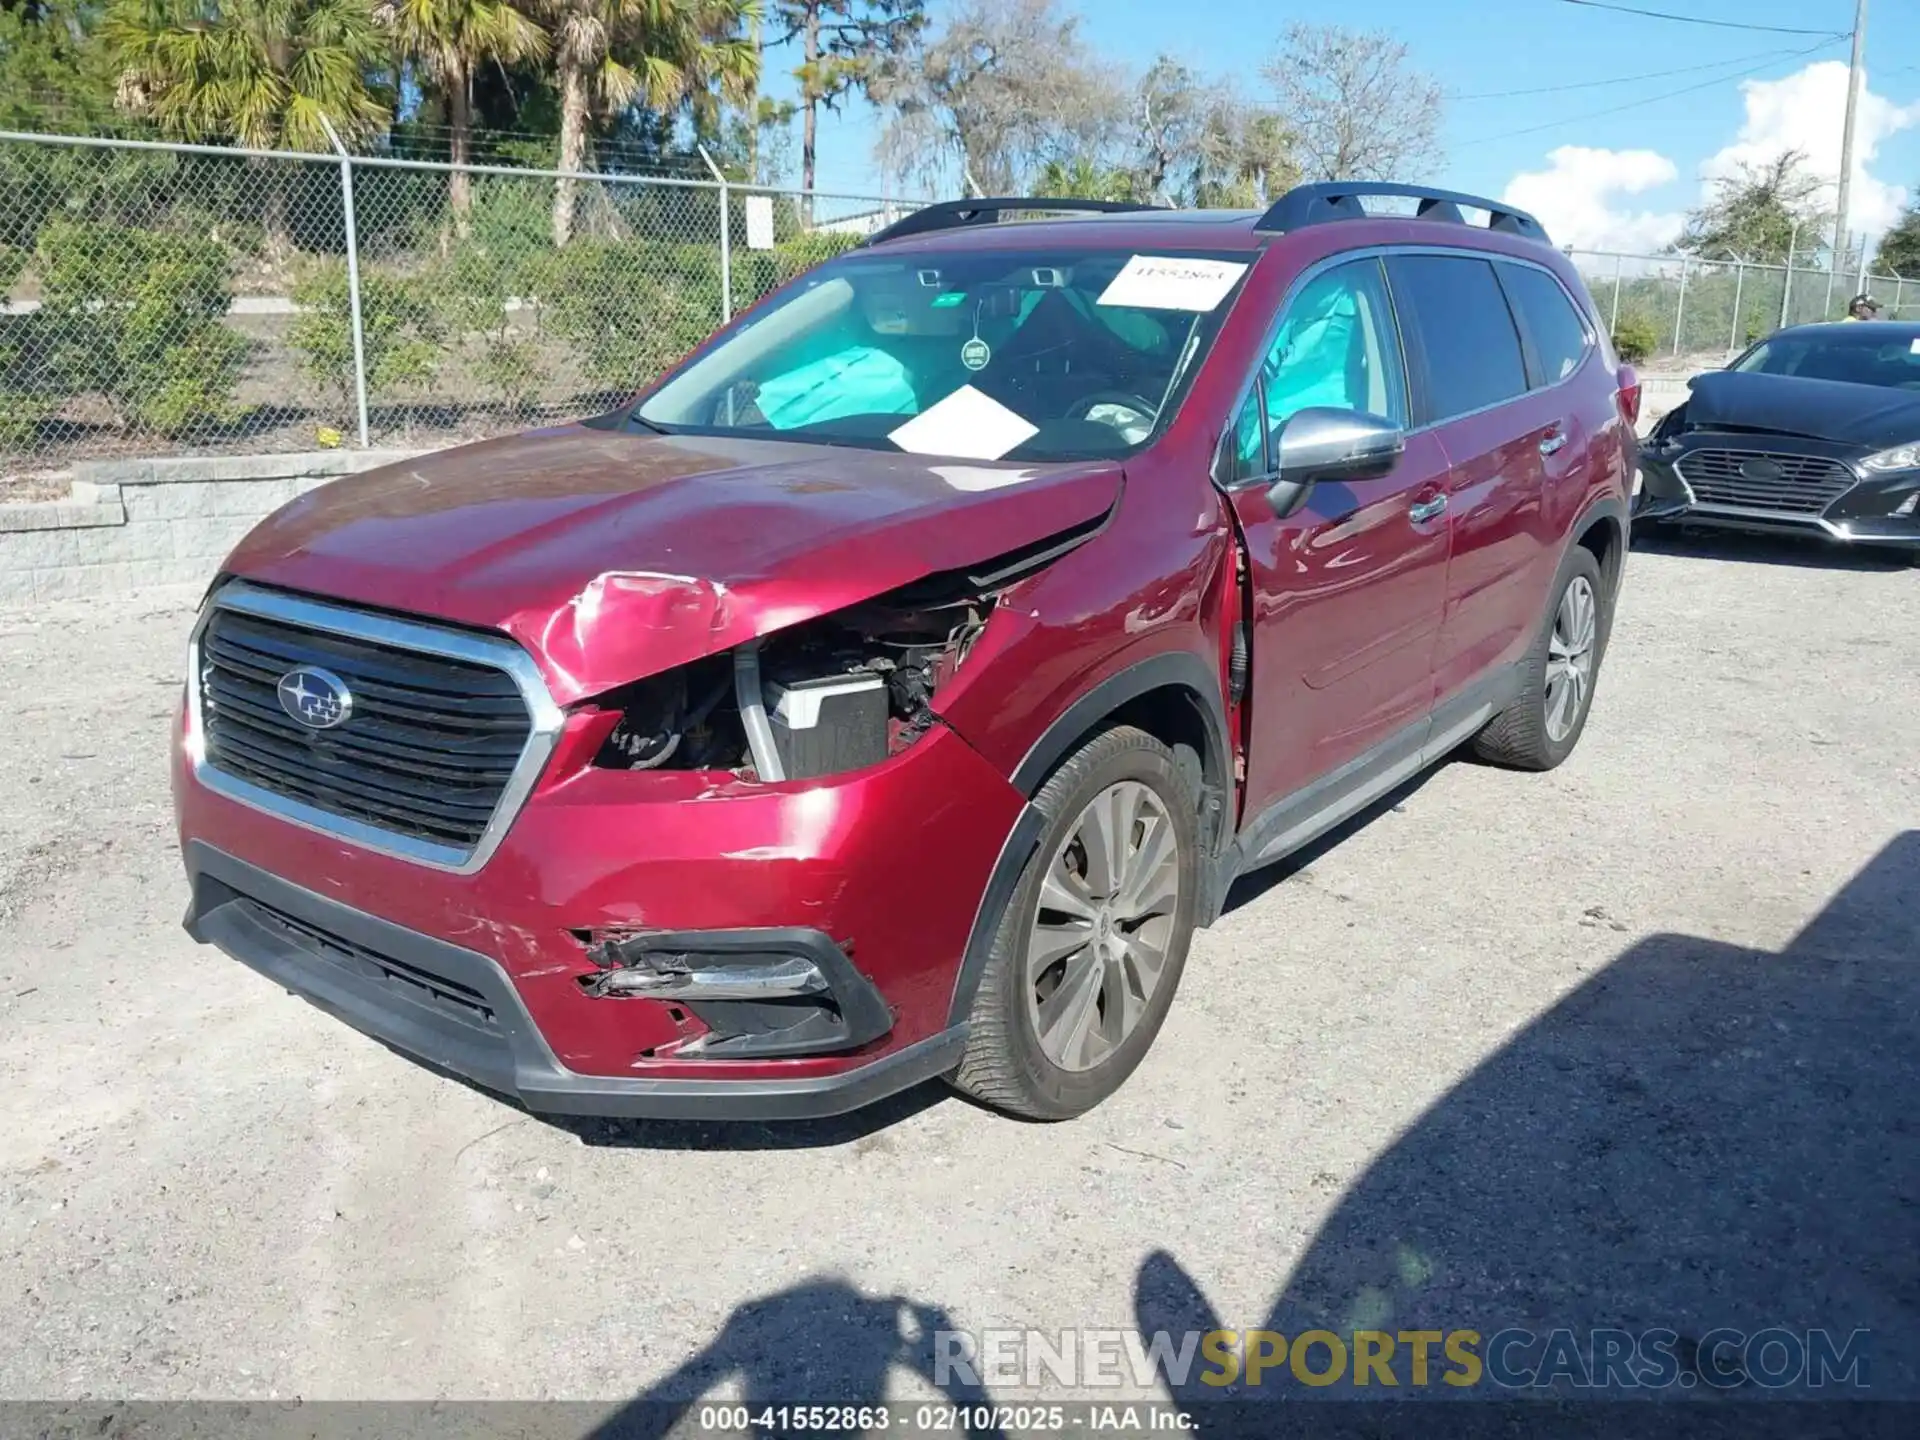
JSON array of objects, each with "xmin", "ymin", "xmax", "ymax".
[
  {"xmin": 1453, "ymin": 44, "xmax": 1806, "ymax": 98},
  {"xmin": 1558, "ymin": 0, "xmax": 1851, "ymax": 37},
  {"xmin": 1455, "ymin": 34, "xmax": 1842, "ymax": 147}
]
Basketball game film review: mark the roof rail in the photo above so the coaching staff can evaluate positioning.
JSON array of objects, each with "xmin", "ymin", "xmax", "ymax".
[
  {"xmin": 1255, "ymin": 182, "xmax": 1550, "ymax": 245},
  {"xmin": 864, "ymin": 197, "xmax": 1166, "ymax": 247}
]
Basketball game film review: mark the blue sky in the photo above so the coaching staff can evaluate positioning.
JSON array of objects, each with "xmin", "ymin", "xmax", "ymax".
[{"xmin": 761, "ymin": 0, "xmax": 1920, "ymax": 254}]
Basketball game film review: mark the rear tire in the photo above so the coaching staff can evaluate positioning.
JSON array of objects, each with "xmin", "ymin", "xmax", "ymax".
[
  {"xmin": 1470, "ymin": 546, "xmax": 1609, "ymax": 771},
  {"xmin": 950, "ymin": 726, "xmax": 1199, "ymax": 1120}
]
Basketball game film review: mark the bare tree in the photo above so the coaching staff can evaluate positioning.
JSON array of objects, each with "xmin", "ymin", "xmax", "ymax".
[
  {"xmin": 1128, "ymin": 57, "xmax": 1213, "ymax": 203},
  {"xmin": 1260, "ymin": 24, "xmax": 1441, "ymax": 183},
  {"xmin": 873, "ymin": 0, "xmax": 1120, "ymax": 195}
]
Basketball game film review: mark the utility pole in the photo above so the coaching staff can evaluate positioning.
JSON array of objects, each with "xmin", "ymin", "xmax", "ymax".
[{"xmin": 1833, "ymin": 0, "xmax": 1868, "ymax": 281}]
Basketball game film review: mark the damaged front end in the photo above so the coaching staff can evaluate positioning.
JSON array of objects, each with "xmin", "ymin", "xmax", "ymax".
[
  {"xmin": 551, "ymin": 515, "xmax": 1104, "ymax": 1059},
  {"xmin": 576, "ymin": 927, "xmax": 894, "ymax": 1059},
  {"xmin": 580, "ymin": 514, "xmax": 1102, "ymax": 785}
]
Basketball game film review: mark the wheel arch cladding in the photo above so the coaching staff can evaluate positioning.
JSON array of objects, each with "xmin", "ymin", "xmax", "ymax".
[
  {"xmin": 1574, "ymin": 496, "xmax": 1628, "ymax": 590},
  {"xmin": 1576, "ymin": 504, "xmax": 1626, "ymax": 594},
  {"xmin": 1009, "ymin": 651, "xmax": 1230, "ymax": 844},
  {"xmin": 948, "ymin": 651, "xmax": 1231, "ymax": 1028}
]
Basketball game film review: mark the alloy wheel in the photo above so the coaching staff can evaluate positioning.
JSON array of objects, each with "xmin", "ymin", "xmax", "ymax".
[
  {"xmin": 1545, "ymin": 574, "xmax": 1598, "ymax": 743},
  {"xmin": 1025, "ymin": 781, "xmax": 1182, "ymax": 1072}
]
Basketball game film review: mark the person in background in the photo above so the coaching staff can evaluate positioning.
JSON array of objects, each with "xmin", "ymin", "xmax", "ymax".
[{"xmin": 1844, "ymin": 293, "xmax": 1882, "ymax": 322}]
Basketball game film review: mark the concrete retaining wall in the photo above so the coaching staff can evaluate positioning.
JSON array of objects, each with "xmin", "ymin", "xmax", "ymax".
[{"xmin": 0, "ymin": 450, "xmax": 418, "ymax": 604}]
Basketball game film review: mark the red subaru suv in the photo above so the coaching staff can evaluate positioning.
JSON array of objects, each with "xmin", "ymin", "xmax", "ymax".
[{"xmin": 174, "ymin": 184, "xmax": 1637, "ymax": 1121}]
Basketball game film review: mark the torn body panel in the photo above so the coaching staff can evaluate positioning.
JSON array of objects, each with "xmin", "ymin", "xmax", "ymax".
[{"xmin": 220, "ymin": 426, "xmax": 1124, "ymax": 705}]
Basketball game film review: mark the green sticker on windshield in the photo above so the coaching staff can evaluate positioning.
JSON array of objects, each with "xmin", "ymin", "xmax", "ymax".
[{"xmin": 930, "ymin": 291, "xmax": 967, "ymax": 308}]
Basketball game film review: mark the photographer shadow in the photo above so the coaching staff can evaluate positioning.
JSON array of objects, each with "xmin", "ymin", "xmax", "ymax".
[
  {"xmin": 586, "ymin": 1278, "xmax": 1004, "ymax": 1440},
  {"xmin": 1140, "ymin": 831, "xmax": 1920, "ymax": 1426}
]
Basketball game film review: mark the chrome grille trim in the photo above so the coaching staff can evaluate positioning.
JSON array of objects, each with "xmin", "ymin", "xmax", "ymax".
[
  {"xmin": 186, "ymin": 581, "xmax": 565, "ymax": 874},
  {"xmin": 1675, "ymin": 448, "xmax": 1857, "ymax": 516}
]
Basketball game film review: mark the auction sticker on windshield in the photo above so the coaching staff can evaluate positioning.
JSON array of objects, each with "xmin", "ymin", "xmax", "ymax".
[
  {"xmin": 1097, "ymin": 255, "xmax": 1248, "ymax": 312},
  {"xmin": 888, "ymin": 385, "xmax": 1038, "ymax": 461}
]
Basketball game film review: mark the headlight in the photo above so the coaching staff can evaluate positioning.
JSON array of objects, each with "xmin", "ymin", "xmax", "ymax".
[{"xmin": 1860, "ymin": 441, "xmax": 1920, "ymax": 473}]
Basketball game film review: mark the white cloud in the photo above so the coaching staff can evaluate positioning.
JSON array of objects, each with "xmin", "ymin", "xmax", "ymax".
[
  {"xmin": 1703, "ymin": 60, "xmax": 1920, "ymax": 241},
  {"xmin": 1503, "ymin": 146, "xmax": 1685, "ymax": 252}
]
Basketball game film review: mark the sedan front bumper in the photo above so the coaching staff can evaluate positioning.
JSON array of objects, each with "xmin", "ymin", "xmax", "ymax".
[{"xmin": 1637, "ymin": 436, "xmax": 1920, "ymax": 550}]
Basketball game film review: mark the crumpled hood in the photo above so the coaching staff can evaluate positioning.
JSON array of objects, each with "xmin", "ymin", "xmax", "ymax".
[
  {"xmin": 224, "ymin": 425, "xmax": 1121, "ymax": 704},
  {"xmin": 1684, "ymin": 369, "xmax": 1920, "ymax": 449}
]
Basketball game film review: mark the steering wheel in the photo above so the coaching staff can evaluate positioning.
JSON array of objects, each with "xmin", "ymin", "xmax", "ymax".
[{"xmin": 1065, "ymin": 390, "xmax": 1161, "ymax": 425}]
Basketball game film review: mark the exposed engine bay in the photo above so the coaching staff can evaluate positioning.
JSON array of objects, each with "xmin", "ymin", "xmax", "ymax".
[{"xmin": 591, "ymin": 515, "xmax": 1102, "ymax": 780}]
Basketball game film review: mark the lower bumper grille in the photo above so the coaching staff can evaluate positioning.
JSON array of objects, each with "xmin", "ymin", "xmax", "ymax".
[
  {"xmin": 246, "ymin": 895, "xmax": 497, "ymax": 1031},
  {"xmin": 1676, "ymin": 449, "xmax": 1856, "ymax": 515}
]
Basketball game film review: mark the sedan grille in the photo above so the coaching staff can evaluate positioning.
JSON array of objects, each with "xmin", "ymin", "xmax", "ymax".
[
  {"xmin": 198, "ymin": 605, "xmax": 535, "ymax": 852},
  {"xmin": 1676, "ymin": 449, "xmax": 1857, "ymax": 515}
]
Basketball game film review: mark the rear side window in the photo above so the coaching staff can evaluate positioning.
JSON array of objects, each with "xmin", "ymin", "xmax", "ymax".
[
  {"xmin": 1386, "ymin": 254, "xmax": 1527, "ymax": 422},
  {"xmin": 1500, "ymin": 263, "xmax": 1592, "ymax": 385}
]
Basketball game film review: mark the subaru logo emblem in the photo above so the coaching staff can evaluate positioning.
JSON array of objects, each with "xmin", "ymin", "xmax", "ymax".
[{"xmin": 277, "ymin": 666, "xmax": 353, "ymax": 730}]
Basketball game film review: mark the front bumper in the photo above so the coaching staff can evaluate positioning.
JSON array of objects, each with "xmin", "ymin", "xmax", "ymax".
[
  {"xmin": 184, "ymin": 842, "xmax": 967, "ymax": 1119},
  {"xmin": 174, "ymin": 694, "xmax": 1027, "ymax": 1109},
  {"xmin": 1637, "ymin": 439, "xmax": 1920, "ymax": 549}
]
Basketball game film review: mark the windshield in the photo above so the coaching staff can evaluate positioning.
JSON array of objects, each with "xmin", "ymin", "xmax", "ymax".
[
  {"xmin": 1732, "ymin": 330, "xmax": 1920, "ymax": 391},
  {"xmin": 636, "ymin": 247, "xmax": 1252, "ymax": 462}
]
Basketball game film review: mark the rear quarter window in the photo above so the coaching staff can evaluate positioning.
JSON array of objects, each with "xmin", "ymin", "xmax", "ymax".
[
  {"xmin": 1386, "ymin": 254, "xmax": 1529, "ymax": 422},
  {"xmin": 1499, "ymin": 262, "xmax": 1593, "ymax": 386}
]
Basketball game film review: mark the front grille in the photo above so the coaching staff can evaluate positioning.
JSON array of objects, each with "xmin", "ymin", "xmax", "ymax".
[
  {"xmin": 198, "ymin": 605, "xmax": 533, "ymax": 851},
  {"xmin": 245, "ymin": 896, "xmax": 497, "ymax": 1030},
  {"xmin": 1676, "ymin": 449, "xmax": 1857, "ymax": 515}
]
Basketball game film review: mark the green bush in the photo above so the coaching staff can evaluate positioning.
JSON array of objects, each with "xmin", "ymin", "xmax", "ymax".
[
  {"xmin": 539, "ymin": 240, "xmax": 728, "ymax": 393},
  {"xmin": 33, "ymin": 219, "xmax": 250, "ymax": 435},
  {"xmin": 428, "ymin": 235, "xmax": 544, "ymax": 414},
  {"xmin": 732, "ymin": 231, "xmax": 864, "ymax": 312},
  {"xmin": 289, "ymin": 263, "xmax": 440, "ymax": 419},
  {"xmin": 1612, "ymin": 315, "xmax": 1660, "ymax": 364}
]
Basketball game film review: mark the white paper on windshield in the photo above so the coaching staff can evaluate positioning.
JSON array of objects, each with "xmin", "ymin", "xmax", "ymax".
[
  {"xmin": 1910, "ymin": 337, "xmax": 1920, "ymax": 355},
  {"xmin": 1097, "ymin": 255, "xmax": 1247, "ymax": 312},
  {"xmin": 889, "ymin": 385, "xmax": 1038, "ymax": 461},
  {"xmin": 745, "ymin": 195, "xmax": 775, "ymax": 250}
]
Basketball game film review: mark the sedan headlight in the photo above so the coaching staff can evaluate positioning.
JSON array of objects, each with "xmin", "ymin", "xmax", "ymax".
[{"xmin": 1860, "ymin": 441, "xmax": 1920, "ymax": 473}]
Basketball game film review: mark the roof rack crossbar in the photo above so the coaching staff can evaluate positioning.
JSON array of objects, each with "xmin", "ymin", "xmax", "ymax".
[
  {"xmin": 1255, "ymin": 182, "xmax": 1549, "ymax": 245},
  {"xmin": 863, "ymin": 197, "xmax": 1166, "ymax": 247}
]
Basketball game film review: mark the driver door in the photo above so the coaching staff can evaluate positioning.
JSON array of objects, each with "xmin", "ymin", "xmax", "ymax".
[{"xmin": 1217, "ymin": 255, "xmax": 1452, "ymax": 825}]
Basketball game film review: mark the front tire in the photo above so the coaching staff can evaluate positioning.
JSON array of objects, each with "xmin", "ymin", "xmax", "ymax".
[
  {"xmin": 950, "ymin": 726, "xmax": 1200, "ymax": 1120},
  {"xmin": 1470, "ymin": 546, "xmax": 1608, "ymax": 771}
]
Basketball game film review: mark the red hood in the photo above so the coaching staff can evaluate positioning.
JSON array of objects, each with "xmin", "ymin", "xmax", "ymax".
[{"xmin": 225, "ymin": 426, "xmax": 1121, "ymax": 704}]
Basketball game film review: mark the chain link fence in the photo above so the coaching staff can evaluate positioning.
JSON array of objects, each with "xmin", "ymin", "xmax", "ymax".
[
  {"xmin": 0, "ymin": 128, "xmax": 927, "ymax": 472},
  {"xmin": 1568, "ymin": 246, "xmax": 1916, "ymax": 366}
]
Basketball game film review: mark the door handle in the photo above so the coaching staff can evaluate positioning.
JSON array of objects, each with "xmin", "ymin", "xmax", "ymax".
[
  {"xmin": 1539, "ymin": 428, "xmax": 1569, "ymax": 457},
  {"xmin": 1409, "ymin": 494, "xmax": 1448, "ymax": 524}
]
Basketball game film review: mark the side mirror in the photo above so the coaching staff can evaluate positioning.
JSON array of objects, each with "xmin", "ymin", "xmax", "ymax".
[{"xmin": 1264, "ymin": 407, "xmax": 1405, "ymax": 517}]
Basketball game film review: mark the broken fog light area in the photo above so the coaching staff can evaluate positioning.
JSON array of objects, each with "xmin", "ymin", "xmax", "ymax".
[{"xmin": 578, "ymin": 929, "xmax": 893, "ymax": 1059}]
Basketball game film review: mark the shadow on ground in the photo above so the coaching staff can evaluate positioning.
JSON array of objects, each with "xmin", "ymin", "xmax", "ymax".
[
  {"xmin": 585, "ymin": 1279, "xmax": 1004, "ymax": 1439},
  {"xmin": 1631, "ymin": 523, "xmax": 1917, "ymax": 572},
  {"xmin": 1143, "ymin": 829, "xmax": 1920, "ymax": 1415},
  {"xmin": 586, "ymin": 833, "xmax": 1918, "ymax": 1435}
]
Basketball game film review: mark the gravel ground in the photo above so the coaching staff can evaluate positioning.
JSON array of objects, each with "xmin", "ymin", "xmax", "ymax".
[{"xmin": 1, "ymin": 530, "xmax": 1916, "ymax": 1416}]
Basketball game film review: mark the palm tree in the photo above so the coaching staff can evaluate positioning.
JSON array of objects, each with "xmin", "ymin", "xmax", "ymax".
[
  {"xmin": 104, "ymin": 0, "xmax": 389, "ymax": 251},
  {"xmin": 376, "ymin": 0, "xmax": 548, "ymax": 222},
  {"xmin": 532, "ymin": 0, "xmax": 759, "ymax": 246}
]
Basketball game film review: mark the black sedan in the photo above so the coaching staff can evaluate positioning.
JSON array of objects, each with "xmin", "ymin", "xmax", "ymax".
[{"xmin": 1638, "ymin": 321, "xmax": 1920, "ymax": 561}]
